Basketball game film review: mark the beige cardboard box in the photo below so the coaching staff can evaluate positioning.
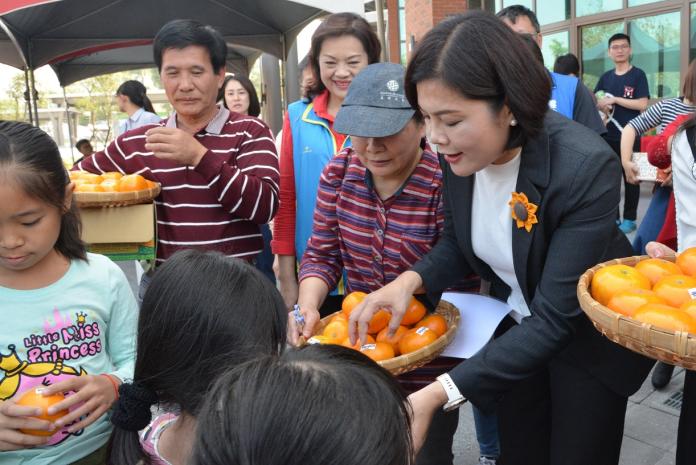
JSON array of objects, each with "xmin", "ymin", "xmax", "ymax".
[{"xmin": 79, "ymin": 204, "xmax": 156, "ymax": 261}]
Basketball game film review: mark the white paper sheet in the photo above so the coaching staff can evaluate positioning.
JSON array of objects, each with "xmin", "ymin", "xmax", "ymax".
[{"xmin": 440, "ymin": 292, "xmax": 512, "ymax": 359}]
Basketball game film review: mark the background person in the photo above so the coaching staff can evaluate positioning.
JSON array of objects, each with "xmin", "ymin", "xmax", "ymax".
[
  {"xmin": 595, "ymin": 32, "xmax": 650, "ymax": 234},
  {"xmin": 497, "ymin": 5, "xmax": 605, "ymax": 136},
  {"xmin": 272, "ymin": 12, "xmax": 381, "ymax": 313},
  {"xmin": 219, "ymin": 74, "xmax": 261, "ymax": 117},
  {"xmin": 74, "ymin": 138, "xmax": 94, "ymax": 164},
  {"xmin": 75, "ymin": 20, "xmax": 279, "ymax": 303},
  {"xmin": 620, "ymin": 58, "xmax": 695, "ymax": 268},
  {"xmin": 192, "ymin": 344, "xmax": 413, "ymax": 465},
  {"xmin": 218, "ymin": 73, "xmax": 275, "ymax": 284},
  {"xmin": 348, "ymin": 12, "xmax": 653, "ymax": 465},
  {"xmin": 650, "ymin": 114, "xmax": 696, "ymax": 465},
  {"xmin": 115, "ymin": 80, "xmax": 161, "ymax": 136}
]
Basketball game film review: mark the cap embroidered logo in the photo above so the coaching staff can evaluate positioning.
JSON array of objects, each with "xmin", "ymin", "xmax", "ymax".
[{"xmin": 386, "ymin": 80, "xmax": 399, "ymax": 92}]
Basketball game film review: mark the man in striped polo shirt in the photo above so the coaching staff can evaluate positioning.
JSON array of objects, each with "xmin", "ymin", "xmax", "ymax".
[{"xmin": 76, "ymin": 20, "xmax": 279, "ymax": 272}]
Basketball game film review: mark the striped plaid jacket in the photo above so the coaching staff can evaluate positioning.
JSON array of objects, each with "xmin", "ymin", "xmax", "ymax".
[{"xmin": 299, "ymin": 146, "xmax": 445, "ymax": 293}]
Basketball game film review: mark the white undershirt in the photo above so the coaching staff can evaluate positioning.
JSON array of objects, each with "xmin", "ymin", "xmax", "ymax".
[
  {"xmin": 471, "ymin": 152, "xmax": 531, "ymax": 322},
  {"xmin": 671, "ymin": 132, "xmax": 696, "ymax": 251}
]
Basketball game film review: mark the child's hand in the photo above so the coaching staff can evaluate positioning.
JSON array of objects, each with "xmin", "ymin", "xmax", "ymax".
[
  {"xmin": 0, "ymin": 400, "xmax": 51, "ymax": 451},
  {"xmin": 39, "ymin": 374, "xmax": 119, "ymax": 433}
]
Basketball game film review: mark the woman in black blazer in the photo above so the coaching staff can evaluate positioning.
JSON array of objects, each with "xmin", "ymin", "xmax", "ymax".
[{"xmin": 348, "ymin": 11, "xmax": 654, "ymax": 465}]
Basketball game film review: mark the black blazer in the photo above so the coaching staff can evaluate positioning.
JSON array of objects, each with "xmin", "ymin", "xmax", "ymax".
[{"xmin": 413, "ymin": 111, "xmax": 654, "ymax": 412}]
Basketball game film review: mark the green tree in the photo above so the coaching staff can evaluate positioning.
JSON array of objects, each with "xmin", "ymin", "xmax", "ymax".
[{"xmin": 69, "ymin": 74, "xmax": 120, "ymax": 148}]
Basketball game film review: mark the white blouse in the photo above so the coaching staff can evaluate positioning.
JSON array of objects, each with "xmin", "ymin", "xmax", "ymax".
[
  {"xmin": 671, "ymin": 132, "xmax": 696, "ymax": 251},
  {"xmin": 471, "ymin": 152, "xmax": 531, "ymax": 322}
]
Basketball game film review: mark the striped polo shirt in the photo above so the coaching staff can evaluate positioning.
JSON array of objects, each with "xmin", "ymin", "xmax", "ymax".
[
  {"xmin": 298, "ymin": 146, "xmax": 445, "ymax": 293},
  {"xmin": 76, "ymin": 106, "xmax": 279, "ymax": 262}
]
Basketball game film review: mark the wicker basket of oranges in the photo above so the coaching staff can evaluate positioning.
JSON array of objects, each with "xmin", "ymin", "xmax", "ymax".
[
  {"xmin": 71, "ymin": 171, "xmax": 160, "ymax": 208},
  {"xmin": 577, "ymin": 248, "xmax": 696, "ymax": 369},
  {"xmin": 305, "ymin": 292, "xmax": 461, "ymax": 375}
]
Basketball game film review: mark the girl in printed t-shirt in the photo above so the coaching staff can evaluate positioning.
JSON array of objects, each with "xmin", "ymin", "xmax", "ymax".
[
  {"xmin": 0, "ymin": 121, "xmax": 138, "ymax": 465},
  {"xmin": 106, "ymin": 249, "xmax": 287, "ymax": 465}
]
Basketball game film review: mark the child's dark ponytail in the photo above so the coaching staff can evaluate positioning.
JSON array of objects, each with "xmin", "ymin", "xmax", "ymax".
[
  {"xmin": 107, "ymin": 383, "xmax": 159, "ymax": 465},
  {"xmin": 0, "ymin": 120, "xmax": 87, "ymax": 261}
]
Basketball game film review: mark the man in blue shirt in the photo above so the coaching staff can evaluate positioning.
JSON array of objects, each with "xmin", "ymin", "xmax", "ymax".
[
  {"xmin": 595, "ymin": 33, "xmax": 650, "ymax": 234},
  {"xmin": 497, "ymin": 5, "xmax": 606, "ymax": 136}
]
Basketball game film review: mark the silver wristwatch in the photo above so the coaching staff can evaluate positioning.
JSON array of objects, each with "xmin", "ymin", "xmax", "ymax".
[{"xmin": 436, "ymin": 373, "xmax": 467, "ymax": 412}]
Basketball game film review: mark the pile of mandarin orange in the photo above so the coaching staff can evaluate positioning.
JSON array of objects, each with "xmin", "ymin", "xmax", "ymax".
[
  {"xmin": 69, "ymin": 171, "xmax": 156, "ymax": 193},
  {"xmin": 590, "ymin": 247, "xmax": 696, "ymax": 333},
  {"xmin": 307, "ymin": 291, "xmax": 449, "ymax": 362}
]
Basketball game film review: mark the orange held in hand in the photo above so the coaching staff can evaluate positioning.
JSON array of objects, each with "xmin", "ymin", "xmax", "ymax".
[
  {"xmin": 376, "ymin": 325, "xmax": 409, "ymax": 355},
  {"xmin": 360, "ymin": 342, "xmax": 395, "ymax": 361},
  {"xmin": 367, "ymin": 309, "xmax": 391, "ymax": 334},
  {"xmin": 652, "ymin": 274, "xmax": 696, "ymax": 308},
  {"xmin": 415, "ymin": 314, "xmax": 448, "ymax": 336},
  {"xmin": 342, "ymin": 291, "xmax": 367, "ymax": 317},
  {"xmin": 15, "ymin": 389, "xmax": 67, "ymax": 436},
  {"xmin": 591, "ymin": 264, "xmax": 651, "ymax": 306},
  {"xmin": 677, "ymin": 247, "xmax": 696, "ymax": 277},
  {"xmin": 401, "ymin": 298, "xmax": 427, "ymax": 326},
  {"xmin": 633, "ymin": 303, "xmax": 696, "ymax": 334},
  {"xmin": 606, "ymin": 289, "xmax": 667, "ymax": 317},
  {"xmin": 635, "ymin": 258, "xmax": 683, "ymax": 286},
  {"xmin": 399, "ymin": 326, "xmax": 438, "ymax": 355}
]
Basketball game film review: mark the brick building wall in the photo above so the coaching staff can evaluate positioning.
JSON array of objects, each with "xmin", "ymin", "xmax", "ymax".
[
  {"xmin": 403, "ymin": 0, "xmax": 467, "ymax": 56},
  {"xmin": 386, "ymin": 0, "xmax": 401, "ymax": 63}
]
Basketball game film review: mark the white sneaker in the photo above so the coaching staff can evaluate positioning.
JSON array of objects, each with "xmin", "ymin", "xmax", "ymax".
[{"xmin": 478, "ymin": 457, "xmax": 497, "ymax": 465}]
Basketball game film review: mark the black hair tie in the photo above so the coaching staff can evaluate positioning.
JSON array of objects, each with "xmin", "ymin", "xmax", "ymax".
[{"xmin": 111, "ymin": 382, "xmax": 159, "ymax": 431}]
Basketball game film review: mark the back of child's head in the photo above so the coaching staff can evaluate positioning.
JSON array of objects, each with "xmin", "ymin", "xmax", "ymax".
[
  {"xmin": 0, "ymin": 120, "xmax": 85, "ymax": 261},
  {"xmin": 192, "ymin": 344, "xmax": 414, "ymax": 465},
  {"xmin": 108, "ymin": 249, "xmax": 287, "ymax": 465}
]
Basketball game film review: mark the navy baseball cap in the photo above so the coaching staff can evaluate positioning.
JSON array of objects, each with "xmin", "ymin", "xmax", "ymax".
[{"xmin": 334, "ymin": 62, "xmax": 416, "ymax": 138}]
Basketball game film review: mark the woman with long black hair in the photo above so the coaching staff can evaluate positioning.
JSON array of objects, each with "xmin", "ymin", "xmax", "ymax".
[{"xmin": 348, "ymin": 11, "xmax": 653, "ymax": 465}]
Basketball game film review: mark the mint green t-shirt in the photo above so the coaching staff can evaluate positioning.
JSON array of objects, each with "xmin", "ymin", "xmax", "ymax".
[{"xmin": 0, "ymin": 253, "xmax": 137, "ymax": 465}]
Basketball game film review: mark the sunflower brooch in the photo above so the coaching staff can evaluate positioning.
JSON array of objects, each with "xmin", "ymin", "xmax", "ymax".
[{"xmin": 509, "ymin": 192, "xmax": 538, "ymax": 232}]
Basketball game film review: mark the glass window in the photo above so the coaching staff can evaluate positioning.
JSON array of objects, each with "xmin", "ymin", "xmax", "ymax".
[
  {"xmin": 503, "ymin": 0, "xmax": 532, "ymax": 9},
  {"xmin": 541, "ymin": 30, "xmax": 569, "ymax": 71},
  {"xmin": 581, "ymin": 21, "xmax": 624, "ymax": 91},
  {"xmin": 628, "ymin": 11, "xmax": 681, "ymax": 99},
  {"xmin": 537, "ymin": 0, "xmax": 570, "ymax": 26},
  {"xmin": 576, "ymin": 0, "xmax": 622, "ymax": 17},
  {"xmin": 628, "ymin": 0, "xmax": 658, "ymax": 6}
]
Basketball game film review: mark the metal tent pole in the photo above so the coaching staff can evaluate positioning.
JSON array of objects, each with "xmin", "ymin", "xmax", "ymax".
[
  {"xmin": 23, "ymin": 68, "xmax": 33, "ymax": 124},
  {"xmin": 29, "ymin": 67, "xmax": 39, "ymax": 126},
  {"xmin": 63, "ymin": 87, "xmax": 75, "ymax": 163}
]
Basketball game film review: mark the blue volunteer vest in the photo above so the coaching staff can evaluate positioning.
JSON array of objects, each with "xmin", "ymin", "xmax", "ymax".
[
  {"xmin": 548, "ymin": 72, "xmax": 577, "ymax": 120},
  {"xmin": 288, "ymin": 99, "xmax": 350, "ymax": 294}
]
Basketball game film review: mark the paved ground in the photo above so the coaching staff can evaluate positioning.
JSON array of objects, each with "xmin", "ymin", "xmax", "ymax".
[{"xmin": 117, "ymin": 182, "xmax": 682, "ymax": 465}]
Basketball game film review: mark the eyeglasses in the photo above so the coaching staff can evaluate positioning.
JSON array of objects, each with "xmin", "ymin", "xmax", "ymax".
[{"xmin": 610, "ymin": 44, "xmax": 630, "ymax": 50}]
